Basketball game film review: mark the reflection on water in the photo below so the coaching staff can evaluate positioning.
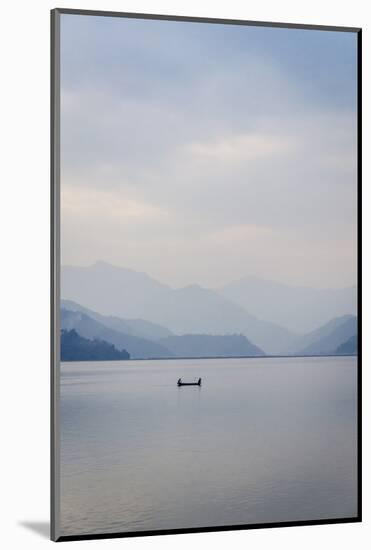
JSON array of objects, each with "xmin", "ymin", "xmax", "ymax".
[{"xmin": 59, "ymin": 356, "xmax": 357, "ymax": 536}]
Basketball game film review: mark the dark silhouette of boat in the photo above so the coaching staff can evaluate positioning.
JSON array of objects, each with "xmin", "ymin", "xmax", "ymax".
[{"xmin": 177, "ymin": 377, "xmax": 201, "ymax": 387}]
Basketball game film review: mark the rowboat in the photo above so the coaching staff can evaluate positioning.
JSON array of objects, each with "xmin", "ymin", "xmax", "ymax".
[{"xmin": 177, "ymin": 378, "xmax": 201, "ymax": 387}]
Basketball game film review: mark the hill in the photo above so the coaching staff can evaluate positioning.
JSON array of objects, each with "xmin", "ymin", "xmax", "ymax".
[
  {"xmin": 61, "ymin": 299, "xmax": 173, "ymax": 341},
  {"xmin": 61, "ymin": 329, "xmax": 130, "ymax": 361},
  {"xmin": 219, "ymin": 276, "xmax": 356, "ymax": 333},
  {"xmin": 295, "ymin": 315, "xmax": 357, "ymax": 356},
  {"xmin": 159, "ymin": 333, "xmax": 265, "ymax": 358},
  {"xmin": 61, "ymin": 308, "xmax": 173, "ymax": 359},
  {"xmin": 334, "ymin": 335, "xmax": 357, "ymax": 355}
]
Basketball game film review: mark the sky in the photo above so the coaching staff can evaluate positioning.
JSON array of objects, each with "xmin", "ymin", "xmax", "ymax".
[{"xmin": 60, "ymin": 14, "xmax": 358, "ymax": 289}]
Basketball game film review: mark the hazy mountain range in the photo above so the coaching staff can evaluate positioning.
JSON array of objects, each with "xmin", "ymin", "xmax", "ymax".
[
  {"xmin": 61, "ymin": 262, "xmax": 357, "ymax": 358},
  {"xmin": 61, "ymin": 300, "xmax": 356, "ymax": 361},
  {"xmin": 219, "ymin": 276, "xmax": 357, "ymax": 333},
  {"xmin": 61, "ymin": 262, "xmax": 295, "ymax": 354},
  {"xmin": 62, "ymin": 299, "xmax": 172, "ymax": 340},
  {"xmin": 61, "ymin": 307, "xmax": 173, "ymax": 359},
  {"xmin": 61, "ymin": 301, "xmax": 264, "ymax": 359},
  {"xmin": 294, "ymin": 315, "xmax": 357, "ymax": 356}
]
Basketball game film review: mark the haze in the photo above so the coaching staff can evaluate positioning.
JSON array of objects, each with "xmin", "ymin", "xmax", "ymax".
[{"xmin": 60, "ymin": 15, "xmax": 357, "ymax": 289}]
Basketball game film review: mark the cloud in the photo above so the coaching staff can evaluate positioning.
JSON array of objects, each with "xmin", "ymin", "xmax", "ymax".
[
  {"xmin": 184, "ymin": 133, "xmax": 292, "ymax": 162},
  {"xmin": 62, "ymin": 183, "xmax": 169, "ymax": 221}
]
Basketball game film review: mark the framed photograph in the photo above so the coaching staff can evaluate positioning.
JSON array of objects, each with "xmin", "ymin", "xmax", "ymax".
[{"xmin": 51, "ymin": 8, "xmax": 361, "ymax": 542}]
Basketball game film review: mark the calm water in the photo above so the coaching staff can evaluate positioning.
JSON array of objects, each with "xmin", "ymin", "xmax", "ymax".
[{"xmin": 59, "ymin": 356, "xmax": 357, "ymax": 536}]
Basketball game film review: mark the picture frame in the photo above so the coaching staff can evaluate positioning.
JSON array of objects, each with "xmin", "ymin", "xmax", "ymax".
[{"xmin": 51, "ymin": 8, "xmax": 362, "ymax": 542}]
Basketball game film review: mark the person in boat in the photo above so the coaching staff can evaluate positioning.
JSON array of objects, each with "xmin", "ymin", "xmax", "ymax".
[
  {"xmin": 198, "ymin": 378, "xmax": 202, "ymax": 385},
  {"xmin": 177, "ymin": 378, "xmax": 181, "ymax": 385}
]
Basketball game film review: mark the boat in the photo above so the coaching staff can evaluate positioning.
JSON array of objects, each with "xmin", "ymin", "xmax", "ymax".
[{"xmin": 177, "ymin": 377, "xmax": 202, "ymax": 387}]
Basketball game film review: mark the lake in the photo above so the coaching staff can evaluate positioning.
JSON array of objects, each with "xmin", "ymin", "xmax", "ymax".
[{"xmin": 59, "ymin": 356, "xmax": 358, "ymax": 536}]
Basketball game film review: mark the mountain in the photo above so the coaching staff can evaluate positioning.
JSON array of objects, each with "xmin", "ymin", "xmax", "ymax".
[
  {"xmin": 61, "ymin": 308, "xmax": 173, "ymax": 359},
  {"xmin": 334, "ymin": 334, "xmax": 357, "ymax": 355},
  {"xmin": 159, "ymin": 334, "xmax": 264, "ymax": 358},
  {"xmin": 62, "ymin": 302, "xmax": 265, "ymax": 359},
  {"xmin": 61, "ymin": 299, "xmax": 173, "ymax": 341},
  {"xmin": 61, "ymin": 263, "xmax": 297, "ymax": 354},
  {"xmin": 219, "ymin": 276, "xmax": 357, "ymax": 333},
  {"xmin": 153, "ymin": 283, "xmax": 297, "ymax": 353},
  {"xmin": 61, "ymin": 329, "xmax": 130, "ymax": 362},
  {"xmin": 62, "ymin": 261, "xmax": 169, "ymax": 319},
  {"xmin": 294, "ymin": 315, "xmax": 357, "ymax": 356}
]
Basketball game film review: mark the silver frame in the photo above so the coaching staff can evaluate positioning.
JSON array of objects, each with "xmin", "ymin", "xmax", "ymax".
[{"xmin": 51, "ymin": 9, "xmax": 60, "ymax": 542}]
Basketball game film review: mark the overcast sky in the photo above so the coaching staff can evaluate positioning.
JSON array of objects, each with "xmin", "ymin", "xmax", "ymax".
[{"xmin": 60, "ymin": 14, "xmax": 357, "ymax": 289}]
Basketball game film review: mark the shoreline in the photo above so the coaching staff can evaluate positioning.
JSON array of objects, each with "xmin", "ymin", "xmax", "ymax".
[{"xmin": 60, "ymin": 353, "xmax": 357, "ymax": 364}]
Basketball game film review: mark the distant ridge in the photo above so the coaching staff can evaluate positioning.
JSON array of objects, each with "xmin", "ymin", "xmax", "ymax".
[
  {"xmin": 61, "ymin": 263, "xmax": 357, "ymax": 356},
  {"xmin": 62, "ymin": 299, "xmax": 173, "ymax": 341},
  {"xmin": 159, "ymin": 333, "xmax": 265, "ymax": 358},
  {"xmin": 61, "ymin": 329, "xmax": 130, "ymax": 362},
  {"xmin": 219, "ymin": 275, "xmax": 356, "ymax": 333},
  {"xmin": 61, "ymin": 308, "xmax": 174, "ymax": 359},
  {"xmin": 295, "ymin": 315, "xmax": 357, "ymax": 356},
  {"xmin": 61, "ymin": 297, "xmax": 357, "ymax": 360},
  {"xmin": 61, "ymin": 301, "xmax": 265, "ymax": 360}
]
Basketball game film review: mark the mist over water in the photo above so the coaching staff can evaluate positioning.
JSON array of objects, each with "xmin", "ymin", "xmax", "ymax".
[{"xmin": 59, "ymin": 356, "xmax": 357, "ymax": 536}]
